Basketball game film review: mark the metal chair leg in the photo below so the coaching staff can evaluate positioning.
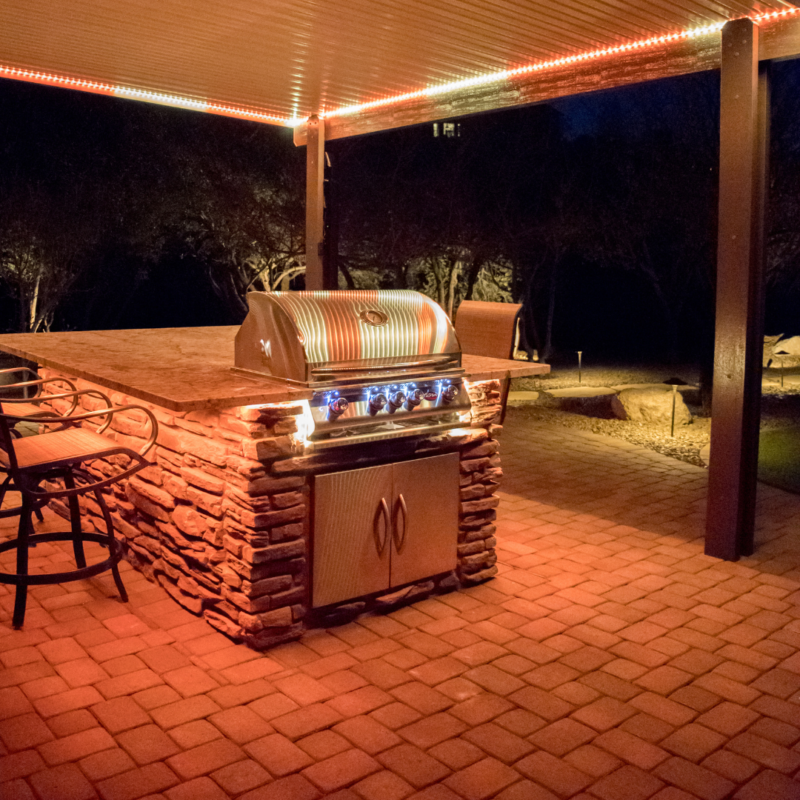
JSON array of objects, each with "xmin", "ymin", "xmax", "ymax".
[
  {"xmin": 499, "ymin": 377, "xmax": 511, "ymax": 425},
  {"xmin": 95, "ymin": 486, "xmax": 127, "ymax": 603},
  {"xmin": 12, "ymin": 499, "xmax": 33, "ymax": 629},
  {"xmin": 0, "ymin": 472, "xmax": 42, "ymax": 531},
  {"xmin": 64, "ymin": 470, "xmax": 86, "ymax": 569},
  {"xmin": 7, "ymin": 428, "xmax": 43, "ymax": 521}
]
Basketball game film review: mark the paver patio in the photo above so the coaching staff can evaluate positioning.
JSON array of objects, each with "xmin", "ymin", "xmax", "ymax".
[{"xmin": 2, "ymin": 410, "xmax": 799, "ymax": 800}]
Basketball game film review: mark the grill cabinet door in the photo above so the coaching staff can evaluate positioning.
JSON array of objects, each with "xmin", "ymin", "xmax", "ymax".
[
  {"xmin": 390, "ymin": 453, "xmax": 459, "ymax": 588},
  {"xmin": 313, "ymin": 463, "xmax": 393, "ymax": 608}
]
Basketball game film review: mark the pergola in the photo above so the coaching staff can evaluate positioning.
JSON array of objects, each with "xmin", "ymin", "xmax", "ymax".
[{"xmin": 3, "ymin": 1, "xmax": 800, "ymax": 561}]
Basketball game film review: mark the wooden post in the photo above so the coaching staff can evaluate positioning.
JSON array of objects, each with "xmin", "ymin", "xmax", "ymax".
[
  {"xmin": 305, "ymin": 115, "xmax": 325, "ymax": 290},
  {"xmin": 706, "ymin": 19, "xmax": 769, "ymax": 560}
]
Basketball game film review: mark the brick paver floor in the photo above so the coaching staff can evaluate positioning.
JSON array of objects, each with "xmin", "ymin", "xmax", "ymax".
[{"xmin": 2, "ymin": 410, "xmax": 799, "ymax": 799}]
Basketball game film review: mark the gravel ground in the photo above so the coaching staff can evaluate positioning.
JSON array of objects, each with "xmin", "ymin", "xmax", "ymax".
[{"xmin": 509, "ymin": 362, "xmax": 800, "ymax": 468}]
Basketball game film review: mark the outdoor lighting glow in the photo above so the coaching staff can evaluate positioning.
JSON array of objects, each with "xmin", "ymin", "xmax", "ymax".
[
  {"xmin": 0, "ymin": 64, "xmax": 293, "ymax": 126},
  {"xmin": 459, "ymin": 378, "xmax": 475, "ymax": 425},
  {"xmin": 319, "ymin": 10, "xmax": 799, "ymax": 122},
  {"xmin": 0, "ymin": 64, "xmax": 115, "ymax": 95},
  {"xmin": 752, "ymin": 7, "xmax": 800, "ymax": 23},
  {"xmin": 292, "ymin": 400, "xmax": 316, "ymax": 446}
]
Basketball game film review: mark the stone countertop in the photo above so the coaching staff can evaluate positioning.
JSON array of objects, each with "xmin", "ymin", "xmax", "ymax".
[
  {"xmin": 0, "ymin": 326, "xmax": 549, "ymax": 412},
  {"xmin": 463, "ymin": 354, "xmax": 549, "ymax": 383}
]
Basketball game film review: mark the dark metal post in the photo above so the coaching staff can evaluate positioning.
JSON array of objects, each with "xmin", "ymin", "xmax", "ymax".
[
  {"xmin": 322, "ymin": 151, "xmax": 339, "ymax": 290},
  {"xmin": 706, "ymin": 19, "xmax": 769, "ymax": 560},
  {"xmin": 305, "ymin": 115, "xmax": 326, "ymax": 290}
]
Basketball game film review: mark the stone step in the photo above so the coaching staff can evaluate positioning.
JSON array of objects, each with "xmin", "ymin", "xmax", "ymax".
[
  {"xmin": 764, "ymin": 373, "xmax": 800, "ymax": 387},
  {"xmin": 546, "ymin": 387, "xmax": 617, "ymax": 398},
  {"xmin": 611, "ymin": 383, "xmax": 697, "ymax": 393},
  {"xmin": 507, "ymin": 390, "xmax": 539, "ymax": 405}
]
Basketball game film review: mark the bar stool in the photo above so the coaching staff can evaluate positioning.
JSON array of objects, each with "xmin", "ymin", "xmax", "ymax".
[
  {"xmin": 0, "ymin": 368, "xmax": 104, "ymax": 520},
  {"xmin": 454, "ymin": 300, "xmax": 523, "ymax": 423},
  {"xmin": 0, "ymin": 400, "xmax": 158, "ymax": 628}
]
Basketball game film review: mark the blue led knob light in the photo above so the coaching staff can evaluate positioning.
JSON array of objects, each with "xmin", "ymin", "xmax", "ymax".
[
  {"xmin": 388, "ymin": 390, "xmax": 406, "ymax": 409},
  {"xmin": 406, "ymin": 388, "xmax": 423, "ymax": 408},
  {"xmin": 369, "ymin": 393, "xmax": 387, "ymax": 413},
  {"xmin": 441, "ymin": 384, "xmax": 459, "ymax": 403},
  {"xmin": 328, "ymin": 397, "xmax": 349, "ymax": 416}
]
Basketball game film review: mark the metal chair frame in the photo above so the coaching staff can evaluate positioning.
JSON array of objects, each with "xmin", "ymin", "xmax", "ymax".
[
  {"xmin": 0, "ymin": 368, "xmax": 112, "ymax": 520},
  {"xmin": 0, "ymin": 401, "xmax": 158, "ymax": 628},
  {"xmin": 0, "ymin": 368, "xmax": 77, "ymax": 519}
]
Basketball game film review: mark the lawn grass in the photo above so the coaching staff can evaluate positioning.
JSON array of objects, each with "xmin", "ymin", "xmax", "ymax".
[{"xmin": 759, "ymin": 426, "xmax": 800, "ymax": 494}]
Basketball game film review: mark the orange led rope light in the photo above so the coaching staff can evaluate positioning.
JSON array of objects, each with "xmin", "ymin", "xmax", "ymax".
[
  {"xmin": 0, "ymin": 64, "xmax": 294, "ymax": 126},
  {"xmin": 321, "ymin": 8, "xmax": 800, "ymax": 121}
]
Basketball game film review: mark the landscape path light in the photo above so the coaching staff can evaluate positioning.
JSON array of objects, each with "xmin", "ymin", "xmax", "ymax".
[
  {"xmin": 577, "ymin": 351, "xmax": 583, "ymax": 385},
  {"xmin": 664, "ymin": 377, "xmax": 688, "ymax": 438}
]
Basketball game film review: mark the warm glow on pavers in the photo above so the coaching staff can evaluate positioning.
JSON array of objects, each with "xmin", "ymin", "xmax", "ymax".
[{"xmin": 2, "ymin": 412, "xmax": 799, "ymax": 798}]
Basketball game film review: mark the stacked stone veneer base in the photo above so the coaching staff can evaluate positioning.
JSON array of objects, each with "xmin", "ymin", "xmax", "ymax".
[{"xmin": 37, "ymin": 370, "xmax": 504, "ymax": 649}]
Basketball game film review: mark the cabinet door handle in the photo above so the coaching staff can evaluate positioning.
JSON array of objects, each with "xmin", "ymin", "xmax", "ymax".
[
  {"xmin": 393, "ymin": 493, "xmax": 408, "ymax": 553},
  {"xmin": 374, "ymin": 497, "xmax": 390, "ymax": 555}
]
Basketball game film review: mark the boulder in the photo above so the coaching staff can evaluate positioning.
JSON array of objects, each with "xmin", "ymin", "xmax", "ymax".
[
  {"xmin": 774, "ymin": 335, "xmax": 800, "ymax": 355},
  {"xmin": 611, "ymin": 387, "xmax": 692, "ymax": 425},
  {"xmin": 538, "ymin": 387, "xmax": 618, "ymax": 416},
  {"xmin": 764, "ymin": 334, "xmax": 800, "ymax": 367}
]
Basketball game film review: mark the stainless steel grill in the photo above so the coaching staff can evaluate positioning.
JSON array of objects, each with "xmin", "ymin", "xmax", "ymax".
[{"xmin": 235, "ymin": 290, "xmax": 472, "ymax": 448}]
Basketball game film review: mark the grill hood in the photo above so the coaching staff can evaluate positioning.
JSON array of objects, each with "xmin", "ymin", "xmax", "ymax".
[{"xmin": 235, "ymin": 290, "xmax": 462, "ymax": 386}]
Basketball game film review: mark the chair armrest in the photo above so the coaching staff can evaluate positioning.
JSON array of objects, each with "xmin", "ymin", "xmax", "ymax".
[
  {"xmin": 0, "ymin": 375, "xmax": 77, "ymax": 400},
  {"xmin": 1, "ymin": 387, "xmax": 108, "ymax": 418},
  {"xmin": 1, "ymin": 403, "xmax": 158, "ymax": 458},
  {"xmin": 0, "ymin": 367, "xmax": 39, "ymax": 382}
]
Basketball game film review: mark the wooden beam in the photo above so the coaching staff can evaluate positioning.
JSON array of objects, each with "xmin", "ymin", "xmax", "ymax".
[
  {"xmin": 295, "ymin": 32, "xmax": 722, "ymax": 143},
  {"xmin": 760, "ymin": 13, "xmax": 800, "ymax": 62},
  {"xmin": 705, "ymin": 19, "xmax": 769, "ymax": 561},
  {"xmin": 304, "ymin": 114, "xmax": 325, "ymax": 291},
  {"xmin": 292, "ymin": 16, "xmax": 800, "ymax": 144}
]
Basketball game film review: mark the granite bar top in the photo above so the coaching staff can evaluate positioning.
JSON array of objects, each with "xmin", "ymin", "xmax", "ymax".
[
  {"xmin": 463, "ymin": 354, "xmax": 549, "ymax": 383},
  {"xmin": 0, "ymin": 326, "xmax": 549, "ymax": 412}
]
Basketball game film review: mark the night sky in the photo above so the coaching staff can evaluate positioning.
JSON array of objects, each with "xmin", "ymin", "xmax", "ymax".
[{"xmin": 1, "ymin": 58, "xmax": 799, "ymax": 365}]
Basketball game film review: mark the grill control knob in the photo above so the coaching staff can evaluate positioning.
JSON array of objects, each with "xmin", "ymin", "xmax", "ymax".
[
  {"xmin": 369, "ymin": 393, "xmax": 387, "ymax": 413},
  {"xmin": 406, "ymin": 388, "xmax": 423, "ymax": 409},
  {"xmin": 328, "ymin": 397, "xmax": 349, "ymax": 417},
  {"xmin": 388, "ymin": 391, "xmax": 406, "ymax": 411},
  {"xmin": 441, "ymin": 384, "xmax": 459, "ymax": 404}
]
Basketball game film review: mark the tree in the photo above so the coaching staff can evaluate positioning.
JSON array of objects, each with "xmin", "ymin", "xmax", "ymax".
[
  {"xmin": 0, "ymin": 181, "xmax": 103, "ymax": 331},
  {"xmin": 765, "ymin": 61, "xmax": 800, "ymax": 301}
]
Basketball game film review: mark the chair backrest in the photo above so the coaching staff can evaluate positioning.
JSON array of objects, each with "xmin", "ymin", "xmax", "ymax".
[
  {"xmin": 454, "ymin": 300, "xmax": 522, "ymax": 360},
  {"xmin": 0, "ymin": 405, "xmax": 20, "ymax": 473},
  {"xmin": 0, "ymin": 367, "xmax": 41, "ymax": 401}
]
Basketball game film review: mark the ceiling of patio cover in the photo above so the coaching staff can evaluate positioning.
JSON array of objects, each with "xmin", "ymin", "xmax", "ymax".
[{"xmin": 0, "ymin": 1, "xmax": 795, "ymax": 126}]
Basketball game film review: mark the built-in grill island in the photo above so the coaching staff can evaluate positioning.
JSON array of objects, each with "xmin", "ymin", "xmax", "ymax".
[
  {"xmin": 235, "ymin": 291, "xmax": 477, "ymax": 617},
  {"xmin": 1, "ymin": 292, "xmax": 549, "ymax": 649}
]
